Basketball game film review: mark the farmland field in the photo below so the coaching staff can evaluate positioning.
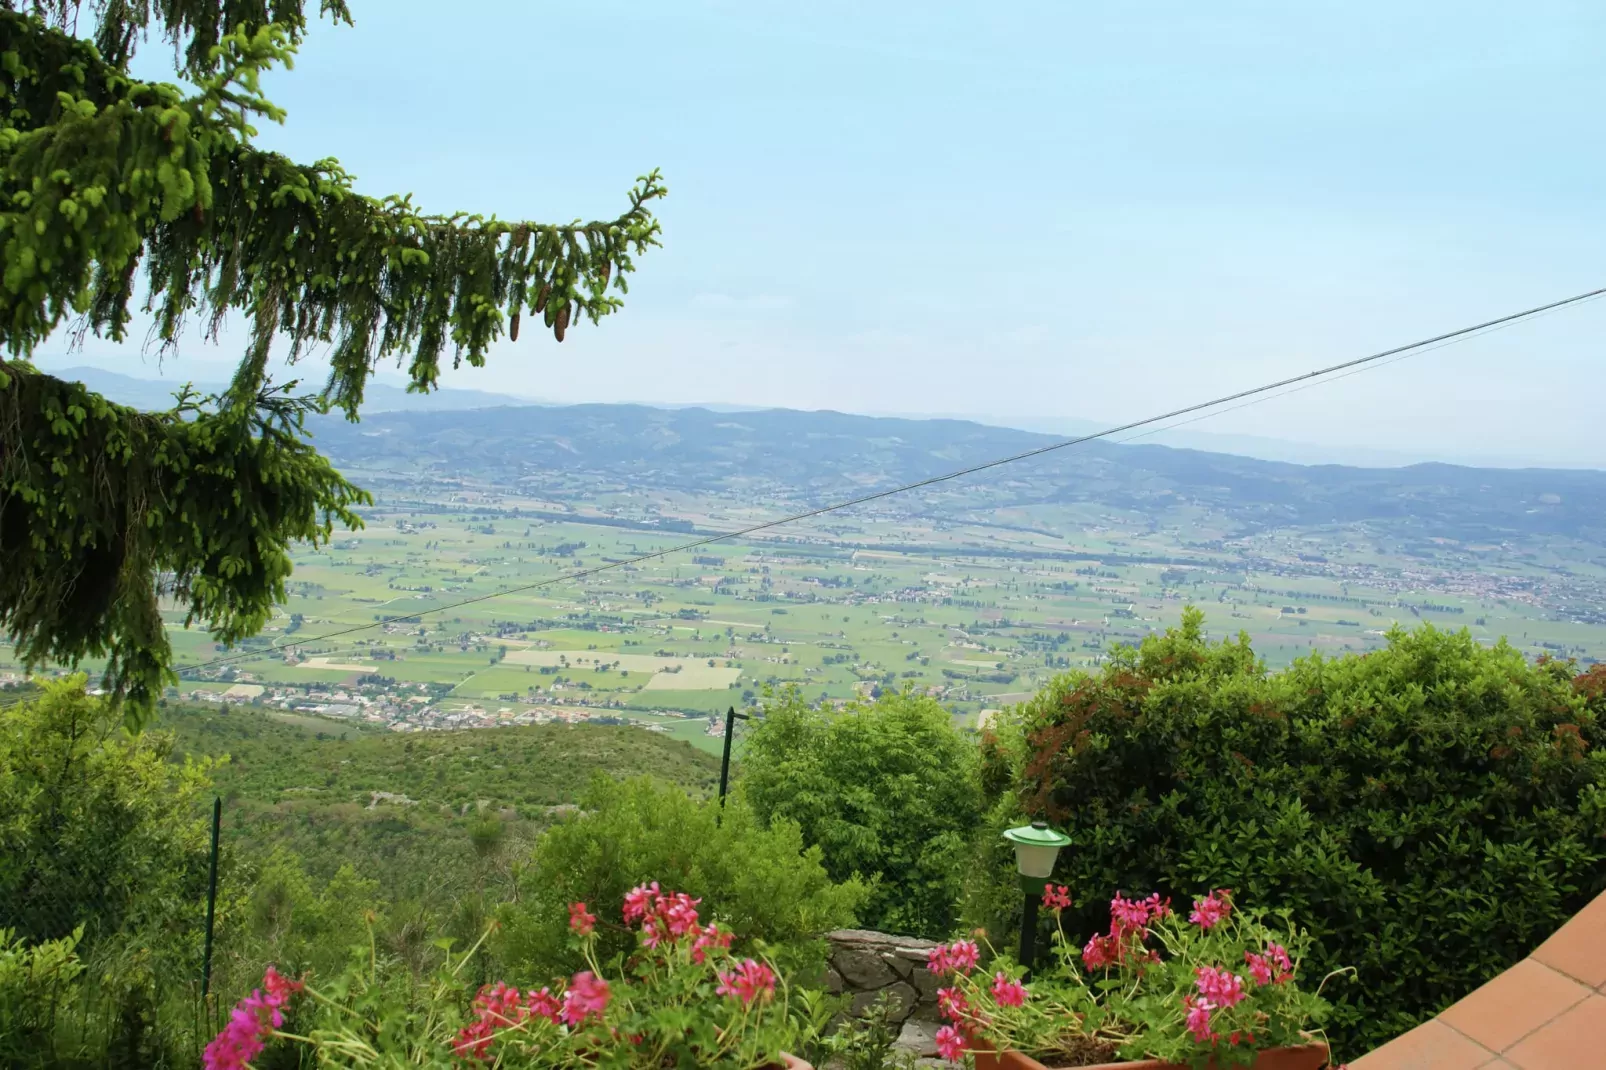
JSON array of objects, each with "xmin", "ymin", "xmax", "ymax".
[{"xmin": 5, "ymin": 403, "xmax": 1604, "ymax": 753}]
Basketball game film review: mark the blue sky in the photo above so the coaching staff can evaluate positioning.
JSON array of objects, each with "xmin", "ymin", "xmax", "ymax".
[{"xmin": 40, "ymin": 1, "xmax": 1606, "ymax": 466}]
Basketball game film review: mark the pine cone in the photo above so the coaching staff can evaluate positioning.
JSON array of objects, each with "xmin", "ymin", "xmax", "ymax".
[
  {"xmin": 509, "ymin": 312, "xmax": 520, "ymax": 342},
  {"xmin": 535, "ymin": 283, "xmax": 551, "ymax": 313},
  {"xmin": 555, "ymin": 304, "xmax": 571, "ymax": 342}
]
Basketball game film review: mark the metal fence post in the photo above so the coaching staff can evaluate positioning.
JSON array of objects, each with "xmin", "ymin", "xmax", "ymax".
[
  {"xmin": 717, "ymin": 707, "xmax": 750, "ymax": 822},
  {"xmin": 201, "ymin": 795, "xmax": 221, "ymax": 999}
]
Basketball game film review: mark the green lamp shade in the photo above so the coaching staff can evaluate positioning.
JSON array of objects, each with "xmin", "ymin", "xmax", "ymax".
[{"xmin": 1003, "ymin": 821, "xmax": 1071, "ymax": 880}]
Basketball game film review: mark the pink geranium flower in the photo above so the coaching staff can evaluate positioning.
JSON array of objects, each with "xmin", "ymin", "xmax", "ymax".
[
  {"xmin": 1042, "ymin": 884, "xmax": 1073, "ymax": 911},
  {"xmin": 935, "ymin": 1024, "xmax": 967, "ymax": 1063},
  {"xmin": 622, "ymin": 881, "xmax": 661, "ymax": 923},
  {"xmin": 1247, "ymin": 942, "xmax": 1295, "ymax": 985},
  {"xmin": 527, "ymin": 987, "xmax": 561, "ymax": 1023},
  {"xmin": 716, "ymin": 958, "xmax": 777, "ymax": 1005},
  {"xmin": 203, "ymin": 967, "xmax": 301, "ymax": 1070},
  {"xmin": 560, "ymin": 971, "xmax": 610, "ymax": 1026},
  {"xmin": 927, "ymin": 939, "xmax": 980, "ymax": 976},
  {"xmin": 691, "ymin": 922, "xmax": 733, "ymax": 964},
  {"xmin": 1081, "ymin": 931, "xmax": 1119, "ymax": 969},
  {"xmin": 568, "ymin": 901, "xmax": 596, "ymax": 936},
  {"xmin": 990, "ymin": 971, "xmax": 1028, "ymax": 1007},
  {"xmin": 1110, "ymin": 892, "xmax": 1170, "ymax": 937},
  {"xmin": 1189, "ymin": 889, "xmax": 1232, "ymax": 931},
  {"xmin": 936, "ymin": 985, "xmax": 969, "ymax": 1023},
  {"xmin": 1183, "ymin": 994, "xmax": 1217, "ymax": 1043},
  {"xmin": 661, "ymin": 892, "xmax": 702, "ymax": 937},
  {"xmin": 1194, "ymin": 965, "xmax": 1246, "ymax": 1009}
]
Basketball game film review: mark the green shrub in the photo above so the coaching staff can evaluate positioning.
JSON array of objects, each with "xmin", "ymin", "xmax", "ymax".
[
  {"xmin": 0, "ymin": 679, "xmax": 213, "ymax": 1067},
  {"xmin": 495, "ymin": 776, "xmax": 864, "ymax": 981},
  {"xmin": 0, "ymin": 677, "xmax": 213, "ymax": 948},
  {"xmin": 969, "ymin": 608, "xmax": 1606, "ymax": 1056},
  {"xmin": 0, "ymin": 927, "xmax": 85, "ymax": 1067},
  {"xmin": 741, "ymin": 687, "xmax": 983, "ymax": 938}
]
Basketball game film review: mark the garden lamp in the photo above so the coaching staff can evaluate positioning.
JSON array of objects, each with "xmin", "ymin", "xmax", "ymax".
[{"xmin": 1003, "ymin": 820, "xmax": 1071, "ymax": 974}]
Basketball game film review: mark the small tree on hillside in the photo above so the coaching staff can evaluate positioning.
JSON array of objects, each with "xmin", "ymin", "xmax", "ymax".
[
  {"xmin": 741, "ymin": 686, "xmax": 983, "ymax": 939},
  {"xmin": 0, "ymin": 1, "xmax": 665, "ymax": 725}
]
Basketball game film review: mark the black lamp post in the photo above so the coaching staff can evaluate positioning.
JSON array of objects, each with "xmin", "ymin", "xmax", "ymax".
[{"xmin": 1002, "ymin": 820, "xmax": 1071, "ymax": 976}]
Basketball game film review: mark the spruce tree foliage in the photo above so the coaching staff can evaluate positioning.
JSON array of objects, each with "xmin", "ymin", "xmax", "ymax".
[{"xmin": 0, "ymin": 2, "xmax": 665, "ymax": 724}]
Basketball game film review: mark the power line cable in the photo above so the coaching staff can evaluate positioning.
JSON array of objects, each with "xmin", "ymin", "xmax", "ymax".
[
  {"xmin": 1108, "ymin": 298, "xmax": 1563, "ymax": 448},
  {"xmin": 6, "ymin": 285, "xmax": 1604, "ymax": 696}
]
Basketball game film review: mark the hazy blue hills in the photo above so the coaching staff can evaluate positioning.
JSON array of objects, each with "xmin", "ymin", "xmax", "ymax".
[
  {"xmin": 38, "ymin": 365, "xmax": 1604, "ymax": 542},
  {"xmin": 306, "ymin": 402, "xmax": 1606, "ymax": 544}
]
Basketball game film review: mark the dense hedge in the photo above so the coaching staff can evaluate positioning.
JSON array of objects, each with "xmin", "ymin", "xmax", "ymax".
[{"xmin": 974, "ymin": 610, "xmax": 1606, "ymax": 1057}]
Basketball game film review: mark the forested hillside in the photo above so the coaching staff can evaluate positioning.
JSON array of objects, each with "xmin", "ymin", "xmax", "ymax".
[{"xmin": 163, "ymin": 703, "xmax": 721, "ymax": 901}]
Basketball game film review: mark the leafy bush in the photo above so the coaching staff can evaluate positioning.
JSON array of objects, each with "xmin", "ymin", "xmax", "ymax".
[
  {"xmin": 0, "ymin": 927, "xmax": 85, "ymax": 1067},
  {"xmin": 0, "ymin": 679, "xmax": 214, "ymax": 1066},
  {"xmin": 0, "ymin": 677, "xmax": 213, "ymax": 947},
  {"xmin": 495, "ymin": 776, "xmax": 864, "ymax": 981},
  {"xmin": 741, "ymin": 687, "xmax": 982, "ymax": 938},
  {"xmin": 969, "ymin": 608, "xmax": 1606, "ymax": 1056}
]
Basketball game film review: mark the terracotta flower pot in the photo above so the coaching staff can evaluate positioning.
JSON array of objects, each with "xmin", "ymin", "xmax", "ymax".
[
  {"xmin": 972, "ymin": 1039, "xmax": 1330, "ymax": 1070},
  {"xmin": 775, "ymin": 1054, "xmax": 812, "ymax": 1070}
]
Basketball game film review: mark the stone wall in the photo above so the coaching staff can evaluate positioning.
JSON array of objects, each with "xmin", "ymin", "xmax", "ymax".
[{"xmin": 824, "ymin": 928, "xmax": 945, "ymax": 1061}]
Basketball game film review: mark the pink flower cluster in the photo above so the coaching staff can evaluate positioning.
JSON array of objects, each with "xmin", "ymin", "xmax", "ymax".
[
  {"xmin": 622, "ymin": 881, "xmax": 725, "ymax": 954},
  {"xmin": 936, "ymin": 985, "xmax": 972, "ymax": 1023},
  {"xmin": 203, "ymin": 966, "xmax": 302, "ymax": 1070},
  {"xmin": 1244, "ymin": 942, "xmax": 1294, "ymax": 987},
  {"xmin": 1189, "ymin": 888, "xmax": 1232, "ymax": 931},
  {"xmin": 1110, "ymin": 892, "xmax": 1171, "ymax": 936},
  {"xmin": 935, "ymin": 978, "xmax": 991, "ymax": 1063},
  {"xmin": 1082, "ymin": 893, "xmax": 1170, "ymax": 969},
  {"xmin": 1182, "ymin": 965, "xmax": 1248, "ymax": 1043},
  {"xmin": 990, "ymin": 971, "xmax": 1028, "ymax": 1008},
  {"xmin": 561, "ymin": 972, "xmax": 611, "ymax": 1027},
  {"xmin": 934, "ymin": 1024, "xmax": 967, "ymax": 1062},
  {"xmin": 1041, "ymin": 884, "xmax": 1073, "ymax": 911},
  {"xmin": 715, "ymin": 958, "xmax": 777, "ymax": 1005},
  {"xmin": 454, "ymin": 982, "xmax": 565, "ymax": 1060},
  {"xmin": 926, "ymin": 939, "xmax": 980, "ymax": 976},
  {"xmin": 692, "ymin": 921, "xmax": 734, "ymax": 965},
  {"xmin": 568, "ymin": 901, "xmax": 597, "ymax": 936}
]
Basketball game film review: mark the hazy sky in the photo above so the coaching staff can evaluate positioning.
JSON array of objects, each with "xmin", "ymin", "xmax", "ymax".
[{"xmin": 36, "ymin": 1, "xmax": 1606, "ymax": 466}]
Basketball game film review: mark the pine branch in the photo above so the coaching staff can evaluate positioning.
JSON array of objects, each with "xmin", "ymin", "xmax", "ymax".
[
  {"xmin": 12, "ymin": 0, "xmax": 353, "ymax": 75},
  {"xmin": 0, "ymin": 11, "xmax": 666, "ymax": 416},
  {"xmin": 0, "ymin": 11, "xmax": 666, "ymax": 721},
  {"xmin": 0, "ymin": 360, "xmax": 370, "ymax": 726}
]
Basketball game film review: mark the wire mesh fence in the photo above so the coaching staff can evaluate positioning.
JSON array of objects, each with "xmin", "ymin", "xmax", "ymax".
[{"xmin": 1, "ymin": 793, "xmax": 225, "ymax": 1069}]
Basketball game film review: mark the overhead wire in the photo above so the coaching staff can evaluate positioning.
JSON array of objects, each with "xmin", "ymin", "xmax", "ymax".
[{"xmin": 5, "ymin": 284, "xmax": 1604, "ymax": 697}]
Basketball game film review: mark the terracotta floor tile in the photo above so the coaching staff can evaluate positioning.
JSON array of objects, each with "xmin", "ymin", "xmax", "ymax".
[
  {"xmin": 1351, "ymin": 1019, "xmax": 1496, "ymax": 1070},
  {"xmin": 1438, "ymin": 958, "xmax": 1592, "ymax": 1053},
  {"xmin": 1531, "ymin": 892, "xmax": 1606, "ymax": 987},
  {"xmin": 1504, "ymin": 994, "xmax": 1606, "ymax": 1069},
  {"xmin": 1478, "ymin": 1061, "xmax": 1521, "ymax": 1069}
]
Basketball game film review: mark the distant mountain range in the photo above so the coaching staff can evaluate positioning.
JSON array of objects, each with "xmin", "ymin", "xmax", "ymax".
[
  {"xmin": 47, "ymin": 363, "xmax": 1588, "ymax": 470},
  {"xmin": 37, "ymin": 365, "xmax": 1606, "ymax": 543},
  {"xmin": 308, "ymin": 402, "xmax": 1606, "ymax": 544}
]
